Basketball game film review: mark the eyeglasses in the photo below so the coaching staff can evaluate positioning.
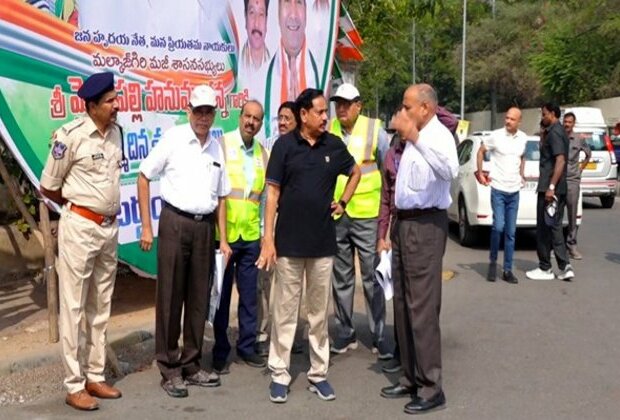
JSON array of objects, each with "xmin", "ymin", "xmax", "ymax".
[{"xmin": 278, "ymin": 115, "xmax": 293, "ymax": 122}]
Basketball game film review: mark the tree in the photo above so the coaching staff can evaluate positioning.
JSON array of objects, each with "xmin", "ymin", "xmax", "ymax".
[{"xmin": 530, "ymin": 0, "xmax": 620, "ymax": 103}]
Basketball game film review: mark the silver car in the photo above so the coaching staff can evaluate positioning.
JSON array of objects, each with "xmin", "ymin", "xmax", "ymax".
[{"xmin": 577, "ymin": 129, "xmax": 618, "ymax": 208}]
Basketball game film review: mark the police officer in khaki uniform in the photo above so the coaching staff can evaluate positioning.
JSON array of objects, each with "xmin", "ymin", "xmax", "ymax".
[{"xmin": 39, "ymin": 72, "xmax": 123, "ymax": 411}]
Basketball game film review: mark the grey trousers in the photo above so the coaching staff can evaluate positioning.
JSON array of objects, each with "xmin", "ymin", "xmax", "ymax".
[
  {"xmin": 566, "ymin": 181, "xmax": 580, "ymax": 246},
  {"xmin": 392, "ymin": 210, "xmax": 447, "ymax": 400},
  {"xmin": 332, "ymin": 213, "xmax": 386, "ymax": 343}
]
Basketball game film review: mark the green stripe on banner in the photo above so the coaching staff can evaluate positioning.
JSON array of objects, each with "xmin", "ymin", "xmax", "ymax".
[
  {"xmin": 55, "ymin": 0, "xmax": 65, "ymax": 18},
  {"xmin": 118, "ymin": 240, "xmax": 158, "ymax": 277},
  {"xmin": 0, "ymin": 91, "xmax": 43, "ymax": 177},
  {"xmin": 0, "ymin": 48, "xmax": 80, "ymax": 92},
  {"xmin": 321, "ymin": 1, "xmax": 337, "ymax": 89}
]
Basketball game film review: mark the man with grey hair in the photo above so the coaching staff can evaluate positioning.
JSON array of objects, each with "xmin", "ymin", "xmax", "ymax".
[{"xmin": 379, "ymin": 84, "xmax": 458, "ymax": 415}]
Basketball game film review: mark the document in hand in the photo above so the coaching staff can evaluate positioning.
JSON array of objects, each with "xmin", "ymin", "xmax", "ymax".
[
  {"xmin": 375, "ymin": 250, "xmax": 393, "ymax": 301},
  {"xmin": 207, "ymin": 250, "xmax": 225, "ymax": 325}
]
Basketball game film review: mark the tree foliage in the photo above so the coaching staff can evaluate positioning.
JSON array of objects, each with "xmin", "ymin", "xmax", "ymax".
[{"xmin": 347, "ymin": 0, "xmax": 620, "ymax": 117}]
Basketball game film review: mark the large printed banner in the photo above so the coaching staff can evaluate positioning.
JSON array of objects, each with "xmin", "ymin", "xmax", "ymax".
[{"xmin": 0, "ymin": 0, "xmax": 339, "ymax": 276}]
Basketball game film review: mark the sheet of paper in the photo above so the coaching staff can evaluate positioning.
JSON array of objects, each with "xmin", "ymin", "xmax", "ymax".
[
  {"xmin": 207, "ymin": 250, "xmax": 225, "ymax": 325},
  {"xmin": 375, "ymin": 250, "xmax": 393, "ymax": 301}
]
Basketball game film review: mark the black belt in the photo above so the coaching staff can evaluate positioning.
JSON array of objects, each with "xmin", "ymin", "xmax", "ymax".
[
  {"xmin": 163, "ymin": 201, "xmax": 214, "ymax": 222},
  {"xmin": 396, "ymin": 207, "xmax": 442, "ymax": 220}
]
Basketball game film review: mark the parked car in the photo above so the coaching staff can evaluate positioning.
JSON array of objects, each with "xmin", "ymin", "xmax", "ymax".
[
  {"xmin": 610, "ymin": 133, "xmax": 620, "ymax": 173},
  {"xmin": 448, "ymin": 132, "xmax": 582, "ymax": 246},
  {"xmin": 563, "ymin": 107, "xmax": 617, "ymax": 208}
]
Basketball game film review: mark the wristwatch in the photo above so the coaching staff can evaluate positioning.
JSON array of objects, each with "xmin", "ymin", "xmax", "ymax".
[
  {"xmin": 549, "ymin": 183, "xmax": 555, "ymax": 191},
  {"xmin": 338, "ymin": 199, "xmax": 347, "ymax": 210}
]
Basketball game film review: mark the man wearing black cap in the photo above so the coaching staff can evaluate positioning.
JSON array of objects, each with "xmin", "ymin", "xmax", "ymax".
[{"xmin": 40, "ymin": 71, "xmax": 123, "ymax": 411}]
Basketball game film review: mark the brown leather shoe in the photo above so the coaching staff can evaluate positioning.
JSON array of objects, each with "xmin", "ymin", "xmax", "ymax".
[
  {"xmin": 65, "ymin": 390, "xmax": 99, "ymax": 411},
  {"xmin": 86, "ymin": 381, "xmax": 122, "ymax": 399}
]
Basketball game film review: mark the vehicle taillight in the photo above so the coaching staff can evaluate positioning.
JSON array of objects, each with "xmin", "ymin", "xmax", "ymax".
[{"xmin": 604, "ymin": 134, "xmax": 617, "ymax": 164}]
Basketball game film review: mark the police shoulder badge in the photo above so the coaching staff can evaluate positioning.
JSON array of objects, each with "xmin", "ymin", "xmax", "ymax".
[{"xmin": 52, "ymin": 140, "xmax": 67, "ymax": 160}]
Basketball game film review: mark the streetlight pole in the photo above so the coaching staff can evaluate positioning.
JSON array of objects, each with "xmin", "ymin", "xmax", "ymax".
[
  {"xmin": 460, "ymin": 0, "xmax": 467, "ymax": 120},
  {"xmin": 412, "ymin": 19, "xmax": 416, "ymax": 83}
]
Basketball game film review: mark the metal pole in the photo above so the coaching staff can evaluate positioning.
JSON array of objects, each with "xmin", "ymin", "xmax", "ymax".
[
  {"xmin": 460, "ymin": 0, "xmax": 467, "ymax": 120},
  {"xmin": 412, "ymin": 20, "xmax": 416, "ymax": 84}
]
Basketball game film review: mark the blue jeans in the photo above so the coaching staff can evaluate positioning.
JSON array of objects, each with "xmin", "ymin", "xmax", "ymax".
[
  {"xmin": 213, "ymin": 239, "xmax": 260, "ymax": 362},
  {"xmin": 490, "ymin": 188, "xmax": 519, "ymax": 272}
]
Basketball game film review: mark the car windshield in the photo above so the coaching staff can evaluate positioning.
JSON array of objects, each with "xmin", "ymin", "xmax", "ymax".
[
  {"xmin": 524, "ymin": 140, "xmax": 540, "ymax": 161},
  {"xmin": 578, "ymin": 131, "xmax": 607, "ymax": 151}
]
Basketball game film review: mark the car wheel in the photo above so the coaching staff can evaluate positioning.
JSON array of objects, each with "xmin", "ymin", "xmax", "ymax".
[
  {"xmin": 600, "ymin": 195, "xmax": 615, "ymax": 209},
  {"xmin": 458, "ymin": 198, "xmax": 476, "ymax": 246}
]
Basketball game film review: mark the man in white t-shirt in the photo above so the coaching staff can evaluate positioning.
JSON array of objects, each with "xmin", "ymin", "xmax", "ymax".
[{"xmin": 476, "ymin": 107, "xmax": 527, "ymax": 284}]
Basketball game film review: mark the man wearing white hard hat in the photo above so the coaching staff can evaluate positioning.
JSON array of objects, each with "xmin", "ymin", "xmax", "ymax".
[
  {"xmin": 328, "ymin": 83, "xmax": 392, "ymax": 359},
  {"xmin": 138, "ymin": 85, "xmax": 232, "ymax": 398}
]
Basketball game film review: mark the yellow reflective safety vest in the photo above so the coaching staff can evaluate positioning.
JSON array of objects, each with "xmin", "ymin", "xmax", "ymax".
[
  {"xmin": 330, "ymin": 115, "xmax": 382, "ymax": 219},
  {"xmin": 219, "ymin": 130, "xmax": 268, "ymax": 243}
]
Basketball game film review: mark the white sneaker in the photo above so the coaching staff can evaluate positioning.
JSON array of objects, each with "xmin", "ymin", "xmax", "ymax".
[
  {"xmin": 526, "ymin": 267, "xmax": 555, "ymax": 281},
  {"xmin": 557, "ymin": 264, "xmax": 575, "ymax": 281}
]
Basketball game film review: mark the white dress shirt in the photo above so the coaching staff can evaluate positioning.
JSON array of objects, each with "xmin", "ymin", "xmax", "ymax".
[
  {"xmin": 140, "ymin": 123, "xmax": 231, "ymax": 214},
  {"xmin": 395, "ymin": 115, "xmax": 459, "ymax": 210}
]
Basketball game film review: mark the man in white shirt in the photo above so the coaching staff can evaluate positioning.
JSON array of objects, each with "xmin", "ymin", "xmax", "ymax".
[
  {"xmin": 137, "ymin": 85, "xmax": 232, "ymax": 398},
  {"xmin": 476, "ymin": 107, "xmax": 527, "ymax": 283},
  {"xmin": 262, "ymin": 0, "xmax": 319, "ymax": 138},
  {"xmin": 379, "ymin": 84, "xmax": 458, "ymax": 414}
]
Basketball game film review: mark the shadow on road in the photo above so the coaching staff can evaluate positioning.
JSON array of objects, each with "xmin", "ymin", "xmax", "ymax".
[
  {"xmin": 605, "ymin": 252, "xmax": 620, "ymax": 265},
  {"xmin": 456, "ymin": 258, "xmax": 538, "ymax": 281},
  {"xmin": 0, "ymin": 275, "xmax": 47, "ymax": 332},
  {"xmin": 448, "ymin": 223, "xmax": 539, "ymax": 251}
]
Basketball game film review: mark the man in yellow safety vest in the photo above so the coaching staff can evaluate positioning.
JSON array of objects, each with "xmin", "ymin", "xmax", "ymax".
[
  {"xmin": 328, "ymin": 83, "xmax": 392, "ymax": 359},
  {"xmin": 212, "ymin": 100, "xmax": 270, "ymax": 374}
]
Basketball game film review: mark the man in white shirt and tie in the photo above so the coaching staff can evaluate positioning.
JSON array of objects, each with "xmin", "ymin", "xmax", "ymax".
[{"xmin": 379, "ymin": 84, "xmax": 458, "ymax": 415}]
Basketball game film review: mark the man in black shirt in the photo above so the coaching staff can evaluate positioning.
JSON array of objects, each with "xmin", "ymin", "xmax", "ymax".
[
  {"xmin": 257, "ymin": 89, "xmax": 360, "ymax": 403},
  {"xmin": 526, "ymin": 102, "xmax": 574, "ymax": 281}
]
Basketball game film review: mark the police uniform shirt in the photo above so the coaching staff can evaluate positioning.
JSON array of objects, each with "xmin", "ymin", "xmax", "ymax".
[
  {"xmin": 140, "ymin": 123, "xmax": 231, "ymax": 214},
  {"xmin": 40, "ymin": 115, "xmax": 122, "ymax": 216}
]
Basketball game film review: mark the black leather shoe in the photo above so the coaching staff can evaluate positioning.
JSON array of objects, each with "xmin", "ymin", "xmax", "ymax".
[
  {"xmin": 404, "ymin": 390, "xmax": 446, "ymax": 414},
  {"xmin": 380, "ymin": 384, "xmax": 414, "ymax": 399},
  {"xmin": 212, "ymin": 359, "xmax": 230, "ymax": 375},
  {"xmin": 487, "ymin": 262, "xmax": 497, "ymax": 282},
  {"xmin": 502, "ymin": 271, "xmax": 518, "ymax": 284},
  {"xmin": 255, "ymin": 341, "xmax": 269, "ymax": 357},
  {"xmin": 241, "ymin": 353, "xmax": 267, "ymax": 368}
]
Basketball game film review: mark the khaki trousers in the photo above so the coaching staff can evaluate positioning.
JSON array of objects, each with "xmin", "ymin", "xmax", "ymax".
[
  {"xmin": 56, "ymin": 208, "xmax": 118, "ymax": 394},
  {"xmin": 257, "ymin": 268, "xmax": 307, "ymax": 343},
  {"xmin": 268, "ymin": 256, "xmax": 332, "ymax": 386}
]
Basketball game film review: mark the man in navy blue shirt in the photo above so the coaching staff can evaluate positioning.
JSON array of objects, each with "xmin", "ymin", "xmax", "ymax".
[
  {"xmin": 256, "ymin": 88, "xmax": 360, "ymax": 403},
  {"xmin": 526, "ymin": 102, "xmax": 574, "ymax": 281}
]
